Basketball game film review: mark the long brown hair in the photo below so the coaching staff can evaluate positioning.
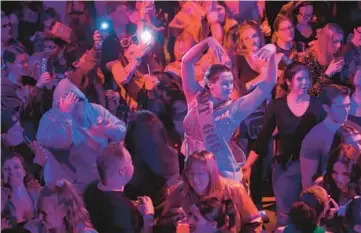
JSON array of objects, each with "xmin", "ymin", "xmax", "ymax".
[
  {"xmin": 164, "ymin": 151, "xmax": 243, "ymax": 213},
  {"xmin": 39, "ymin": 179, "xmax": 93, "ymax": 233},
  {"xmin": 324, "ymin": 143, "xmax": 361, "ymax": 201}
]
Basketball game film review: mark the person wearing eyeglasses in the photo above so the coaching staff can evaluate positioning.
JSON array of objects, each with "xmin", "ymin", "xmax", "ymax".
[
  {"xmin": 293, "ymin": 2, "xmax": 316, "ymax": 54},
  {"xmin": 101, "ymin": 1, "xmax": 163, "ymax": 112},
  {"xmin": 271, "ymin": 15, "xmax": 298, "ymax": 72},
  {"xmin": 338, "ymin": 23, "xmax": 361, "ymax": 87}
]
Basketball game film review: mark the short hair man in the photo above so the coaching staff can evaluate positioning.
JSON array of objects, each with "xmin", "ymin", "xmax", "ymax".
[
  {"xmin": 84, "ymin": 142, "xmax": 154, "ymax": 233},
  {"xmin": 300, "ymin": 84, "xmax": 351, "ymax": 190}
]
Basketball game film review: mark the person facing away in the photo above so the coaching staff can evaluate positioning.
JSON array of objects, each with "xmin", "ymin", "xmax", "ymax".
[{"xmin": 84, "ymin": 142, "xmax": 155, "ymax": 233}]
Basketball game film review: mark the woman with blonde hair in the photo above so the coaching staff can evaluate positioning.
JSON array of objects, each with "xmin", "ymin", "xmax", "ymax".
[
  {"xmin": 302, "ymin": 23, "xmax": 344, "ymax": 96},
  {"xmin": 160, "ymin": 150, "xmax": 262, "ymax": 233},
  {"xmin": 234, "ymin": 20, "xmax": 266, "ymax": 96},
  {"xmin": 37, "ymin": 179, "xmax": 97, "ymax": 233}
]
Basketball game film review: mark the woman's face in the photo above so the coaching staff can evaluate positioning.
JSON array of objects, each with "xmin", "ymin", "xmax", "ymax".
[
  {"xmin": 277, "ymin": 20, "xmax": 295, "ymax": 43},
  {"xmin": 38, "ymin": 198, "xmax": 65, "ymax": 229},
  {"xmin": 44, "ymin": 40, "xmax": 60, "ymax": 58},
  {"xmin": 215, "ymin": 4, "xmax": 226, "ymax": 24},
  {"xmin": 2, "ymin": 157, "xmax": 26, "ymax": 187},
  {"xmin": 288, "ymin": 69, "xmax": 311, "ymax": 96},
  {"xmin": 208, "ymin": 71, "xmax": 234, "ymax": 101},
  {"xmin": 296, "ymin": 5, "xmax": 313, "ymax": 25},
  {"xmin": 332, "ymin": 161, "xmax": 350, "ymax": 191},
  {"xmin": 187, "ymin": 161, "xmax": 210, "ymax": 196},
  {"xmin": 241, "ymin": 27, "xmax": 261, "ymax": 52},
  {"xmin": 329, "ymin": 32, "xmax": 343, "ymax": 55}
]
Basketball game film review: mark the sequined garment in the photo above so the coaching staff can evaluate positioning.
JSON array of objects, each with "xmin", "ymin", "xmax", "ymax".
[
  {"xmin": 301, "ymin": 51, "xmax": 333, "ymax": 96},
  {"xmin": 183, "ymin": 97, "xmax": 246, "ymax": 181}
]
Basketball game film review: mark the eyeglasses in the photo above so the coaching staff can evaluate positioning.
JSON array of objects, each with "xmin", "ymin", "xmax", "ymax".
[
  {"xmin": 298, "ymin": 12, "xmax": 313, "ymax": 19},
  {"xmin": 120, "ymin": 34, "xmax": 139, "ymax": 48},
  {"xmin": 278, "ymin": 26, "xmax": 294, "ymax": 32}
]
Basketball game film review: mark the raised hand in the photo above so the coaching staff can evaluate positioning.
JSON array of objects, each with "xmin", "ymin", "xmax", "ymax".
[
  {"xmin": 136, "ymin": 196, "xmax": 155, "ymax": 216},
  {"xmin": 30, "ymin": 141, "xmax": 49, "ymax": 166},
  {"xmin": 143, "ymin": 74, "xmax": 160, "ymax": 90},
  {"xmin": 93, "ymin": 30, "xmax": 104, "ymax": 50},
  {"xmin": 325, "ymin": 58, "xmax": 345, "ymax": 77},
  {"xmin": 58, "ymin": 92, "xmax": 79, "ymax": 113},
  {"xmin": 254, "ymin": 44, "xmax": 276, "ymax": 62}
]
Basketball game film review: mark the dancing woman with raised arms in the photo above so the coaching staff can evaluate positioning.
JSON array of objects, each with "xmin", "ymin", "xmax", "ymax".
[{"xmin": 181, "ymin": 37, "xmax": 277, "ymax": 182}]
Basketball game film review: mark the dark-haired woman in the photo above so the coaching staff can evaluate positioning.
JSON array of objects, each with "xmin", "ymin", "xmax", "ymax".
[
  {"xmin": 323, "ymin": 143, "xmax": 360, "ymax": 207},
  {"xmin": 1, "ymin": 153, "xmax": 42, "ymax": 230},
  {"xmin": 293, "ymin": 2, "xmax": 317, "ymax": 52},
  {"xmin": 181, "ymin": 37, "xmax": 277, "ymax": 182},
  {"xmin": 125, "ymin": 110, "xmax": 180, "ymax": 207},
  {"xmin": 242, "ymin": 62, "xmax": 326, "ymax": 227}
]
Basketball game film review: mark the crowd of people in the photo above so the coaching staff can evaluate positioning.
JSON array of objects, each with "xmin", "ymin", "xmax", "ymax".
[{"xmin": 1, "ymin": 1, "xmax": 361, "ymax": 233}]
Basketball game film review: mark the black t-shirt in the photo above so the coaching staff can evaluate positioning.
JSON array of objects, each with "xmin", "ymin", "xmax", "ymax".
[
  {"xmin": 253, "ymin": 96, "xmax": 326, "ymax": 160},
  {"xmin": 101, "ymin": 33, "xmax": 124, "ymax": 90},
  {"xmin": 84, "ymin": 181, "xmax": 143, "ymax": 233},
  {"xmin": 235, "ymin": 55, "xmax": 259, "ymax": 96},
  {"xmin": 294, "ymin": 26, "xmax": 316, "ymax": 51},
  {"xmin": 275, "ymin": 43, "xmax": 298, "ymax": 70}
]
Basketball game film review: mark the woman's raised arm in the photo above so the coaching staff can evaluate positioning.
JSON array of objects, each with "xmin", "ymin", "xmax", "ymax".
[{"xmin": 181, "ymin": 38, "xmax": 212, "ymax": 102}]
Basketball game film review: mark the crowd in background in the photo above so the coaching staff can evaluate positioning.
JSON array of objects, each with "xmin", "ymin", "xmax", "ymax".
[{"xmin": 1, "ymin": 1, "xmax": 361, "ymax": 233}]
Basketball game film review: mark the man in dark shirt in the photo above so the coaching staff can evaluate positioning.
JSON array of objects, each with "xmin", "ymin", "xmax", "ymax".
[{"xmin": 84, "ymin": 142, "xmax": 154, "ymax": 233}]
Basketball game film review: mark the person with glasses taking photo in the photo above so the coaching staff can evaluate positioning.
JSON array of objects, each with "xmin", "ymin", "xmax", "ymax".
[
  {"xmin": 101, "ymin": 1, "xmax": 162, "ymax": 113},
  {"xmin": 301, "ymin": 23, "xmax": 344, "ymax": 96}
]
